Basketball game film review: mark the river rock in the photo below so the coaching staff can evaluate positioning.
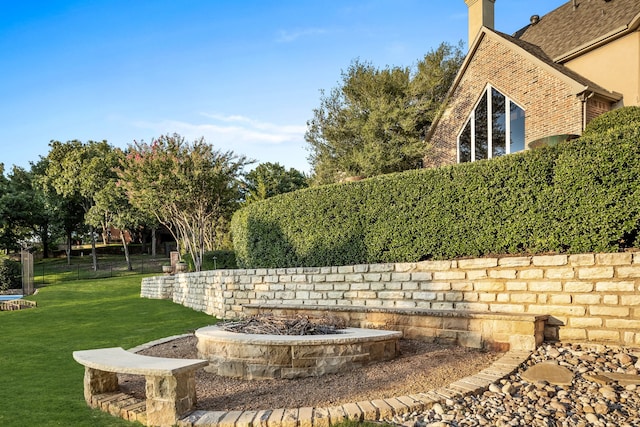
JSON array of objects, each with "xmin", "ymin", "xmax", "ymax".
[{"xmin": 398, "ymin": 343, "xmax": 640, "ymax": 427}]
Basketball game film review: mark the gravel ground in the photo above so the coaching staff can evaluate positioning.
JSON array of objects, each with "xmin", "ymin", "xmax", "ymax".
[
  {"xmin": 396, "ymin": 342, "xmax": 640, "ymax": 427},
  {"xmin": 118, "ymin": 335, "xmax": 501, "ymax": 411}
]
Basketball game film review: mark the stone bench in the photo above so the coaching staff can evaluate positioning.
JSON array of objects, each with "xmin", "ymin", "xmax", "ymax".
[
  {"xmin": 72, "ymin": 347, "xmax": 208, "ymax": 427},
  {"xmin": 244, "ymin": 304, "xmax": 548, "ymax": 351}
]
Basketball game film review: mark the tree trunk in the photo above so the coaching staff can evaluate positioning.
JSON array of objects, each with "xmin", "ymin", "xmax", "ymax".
[
  {"xmin": 102, "ymin": 218, "xmax": 109, "ymax": 244},
  {"xmin": 121, "ymin": 229, "xmax": 132, "ymax": 271},
  {"xmin": 90, "ymin": 225, "xmax": 98, "ymax": 271},
  {"xmin": 66, "ymin": 232, "xmax": 72, "ymax": 266},
  {"xmin": 40, "ymin": 224, "xmax": 50, "ymax": 259},
  {"xmin": 151, "ymin": 227, "xmax": 157, "ymax": 257}
]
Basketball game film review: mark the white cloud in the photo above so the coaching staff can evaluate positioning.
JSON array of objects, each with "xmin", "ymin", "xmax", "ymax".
[
  {"xmin": 200, "ymin": 113, "xmax": 306, "ymax": 135},
  {"xmin": 276, "ymin": 28, "xmax": 327, "ymax": 43},
  {"xmin": 131, "ymin": 113, "xmax": 306, "ymax": 149}
]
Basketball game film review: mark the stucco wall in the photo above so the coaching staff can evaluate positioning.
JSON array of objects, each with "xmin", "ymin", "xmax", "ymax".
[
  {"xmin": 565, "ymin": 32, "xmax": 640, "ymax": 107},
  {"xmin": 141, "ymin": 252, "xmax": 640, "ymax": 347}
]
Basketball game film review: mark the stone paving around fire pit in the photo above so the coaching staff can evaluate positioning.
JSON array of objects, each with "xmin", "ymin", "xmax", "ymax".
[{"xmin": 91, "ymin": 337, "xmax": 640, "ymax": 427}]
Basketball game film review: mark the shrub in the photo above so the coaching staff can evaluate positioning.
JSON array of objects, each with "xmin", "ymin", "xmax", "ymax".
[
  {"xmin": 183, "ymin": 250, "xmax": 237, "ymax": 271},
  {"xmin": 232, "ymin": 109, "xmax": 640, "ymax": 268},
  {"xmin": 0, "ymin": 257, "xmax": 22, "ymax": 291},
  {"xmin": 582, "ymin": 106, "xmax": 640, "ymax": 138}
]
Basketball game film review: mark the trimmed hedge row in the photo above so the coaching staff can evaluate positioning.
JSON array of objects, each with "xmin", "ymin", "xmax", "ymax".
[
  {"xmin": 183, "ymin": 250, "xmax": 238, "ymax": 271},
  {"xmin": 0, "ymin": 257, "xmax": 21, "ymax": 291},
  {"xmin": 231, "ymin": 109, "xmax": 640, "ymax": 268},
  {"xmin": 581, "ymin": 106, "xmax": 640, "ymax": 138}
]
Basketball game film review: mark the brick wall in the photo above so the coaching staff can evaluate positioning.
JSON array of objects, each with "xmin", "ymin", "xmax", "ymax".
[
  {"xmin": 586, "ymin": 95, "xmax": 614, "ymax": 124},
  {"xmin": 426, "ymin": 33, "xmax": 588, "ymax": 168},
  {"xmin": 141, "ymin": 252, "xmax": 640, "ymax": 347}
]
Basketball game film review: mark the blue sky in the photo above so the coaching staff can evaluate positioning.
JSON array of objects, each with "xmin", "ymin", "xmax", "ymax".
[{"xmin": 0, "ymin": 0, "xmax": 565, "ymax": 174}]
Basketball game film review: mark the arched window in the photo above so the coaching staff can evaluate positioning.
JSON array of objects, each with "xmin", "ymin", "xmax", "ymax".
[{"xmin": 458, "ymin": 86, "xmax": 525, "ymax": 163}]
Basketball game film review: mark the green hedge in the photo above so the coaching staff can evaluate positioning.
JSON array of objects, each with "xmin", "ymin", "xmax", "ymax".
[
  {"xmin": 183, "ymin": 250, "xmax": 237, "ymax": 271},
  {"xmin": 0, "ymin": 257, "xmax": 21, "ymax": 291},
  {"xmin": 582, "ymin": 106, "xmax": 640, "ymax": 138},
  {"xmin": 232, "ymin": 109, "xmax": 640, "ymax": 268}
]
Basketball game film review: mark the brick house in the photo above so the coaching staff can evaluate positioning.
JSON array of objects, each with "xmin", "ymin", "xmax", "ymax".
[{"xmin": 426, "ymin": 0, "xmax": 640, "ymax": 168}]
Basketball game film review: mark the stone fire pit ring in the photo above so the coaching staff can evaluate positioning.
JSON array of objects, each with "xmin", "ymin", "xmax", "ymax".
[{"xmin": 195, "ymin": 325, "xmax": 402, "ymax": 380}]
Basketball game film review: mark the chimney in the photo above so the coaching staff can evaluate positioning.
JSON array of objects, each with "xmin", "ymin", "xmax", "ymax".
[{"xmin": 464, "ymin": 0, "xmax": 496, "ymax": 49}]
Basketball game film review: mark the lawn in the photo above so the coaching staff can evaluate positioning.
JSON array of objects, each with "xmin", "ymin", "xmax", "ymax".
[
  {"xmin": 33, "ymin": 252, "xmax": 167, "ymax": 285},
  {"xmin": 0, "ymin": 275, "xmax": 215, "ymax": 426}
]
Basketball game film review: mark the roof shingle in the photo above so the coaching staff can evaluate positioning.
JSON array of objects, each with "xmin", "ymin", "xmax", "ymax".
[
  {"xmin": 515, "ymin": 0, "xmax": 640, "ymax": 60},
  {"xmin": 494, "ymin": 29, "xmax": 621, "ymax": 100}
]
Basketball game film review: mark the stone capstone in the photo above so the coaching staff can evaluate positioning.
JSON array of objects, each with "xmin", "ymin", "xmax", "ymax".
[
  {"xmin": 195, "ymin": 325, "xmax": 401, "ymax": 380},
  {"xmin": 520, "ymin": 361, "xmax": 575, "ymax": 386}
]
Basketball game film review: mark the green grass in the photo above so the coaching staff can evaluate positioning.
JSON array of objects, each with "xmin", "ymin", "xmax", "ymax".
[
  {"xmin": 0, "ymin": 275, "xmax": 215, "ymax": 426},
  {"xmin": 33, "ymin": 254, "xmax": 168, "ymax": 285}
]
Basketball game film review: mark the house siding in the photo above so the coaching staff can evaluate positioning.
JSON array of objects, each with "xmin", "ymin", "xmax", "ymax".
[{"xmin": 426, "ymin": 35, "xmax": 586, "ymax": 169}]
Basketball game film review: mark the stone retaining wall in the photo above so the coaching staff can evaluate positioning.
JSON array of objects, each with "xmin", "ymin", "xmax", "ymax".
[
  {"xmin": 242, "ymin": 305, "xmax": 547, "ymax": 351},
  {"xmin": 141, "ymin": 252, "xmax": 640, "ymax": 346}
]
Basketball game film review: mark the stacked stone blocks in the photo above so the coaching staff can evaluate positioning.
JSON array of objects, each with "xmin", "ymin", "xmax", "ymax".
[
  {"xmin": 196, "ymin": 326, "xmax": 401, "ymax": 380},
  {"xmin": 242, "ymin": 305, "xmax": 545, "ymax": 352},
  {"xmin": 141, "ymin": 252, "xmax": 640, "ymax": 347},
  {"xmin": 73, "ymin": 347, "xmax": 207, "ymax": 427}
]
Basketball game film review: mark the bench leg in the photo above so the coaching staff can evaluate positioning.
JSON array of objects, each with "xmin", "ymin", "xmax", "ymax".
[
  {"xmin": 145, "ymin": 372, "xmax": 197, "ymax": 426},
  {"xmin": 83, "ymin": 367, "xmax": 119, "ymax": 406}
]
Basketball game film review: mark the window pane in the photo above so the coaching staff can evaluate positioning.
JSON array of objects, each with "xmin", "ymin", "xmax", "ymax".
[
  {"xmin": 491, "ymin": 88, "xmax": 506, "ymax": 157},
  {"xmin": 475, "ymin": 91, "xmax": 488, "ymax": 160},
  {"xmin": 510, "ymin": 101, "xmax": 525, "ymax": 153},
  {"xmin": 459, "ymin": 120, "xmax": 471, "ymax": 163}
]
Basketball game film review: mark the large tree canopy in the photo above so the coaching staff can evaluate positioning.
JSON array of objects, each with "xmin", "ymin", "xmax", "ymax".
[
  {"xmin": 0, "ymin": 165, "xmax": 52, "ymax": 254},
  {"xmin": 306, "ymin": 42, "xmax": 464, "ymax": 184},
  {"xmin": 243, "ymin": 162, "xmax": 308, "ymax": 204},
  {"xmin": 118, "ymin": 133, "xmax": 251, "ymax": 271},
  {"xmin": 41, "ymin": 140, "xmax": 118, "ymax": 269}
]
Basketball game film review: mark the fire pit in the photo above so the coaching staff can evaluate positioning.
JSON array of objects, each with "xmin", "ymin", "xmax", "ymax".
[{"xmin": 195, "ymin": 315, "xmax": 402, "ymax": 380}]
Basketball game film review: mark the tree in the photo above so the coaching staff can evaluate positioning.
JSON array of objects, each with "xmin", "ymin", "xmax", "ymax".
[
  {"xmin": 87, "ymin": 177, "xmax": 143, "ymax": 271},
  {"xmin": 410, "ymin": 41, "xmax": 466, "ymax": 139},
  {"xmin": 306, "ymin": 42, "xmax": 464, "ymax": 184},
  {"xmin": 243, "ymin": 162, "xmax": 308, "ymax": 204},
  {"xmin": 118, "ymin": 133, "xmax": 252, "ymax": 271},
  {"xmin": 42, "ymin": 140, "xmax": 118, "ymax": 270},
  {"xmin": 0, "ymin": 164, "xmax": 18, "ymax": 251},
  {"xmin": 0, "ymin": 164, "xmax": 52, "ymax": 255}
]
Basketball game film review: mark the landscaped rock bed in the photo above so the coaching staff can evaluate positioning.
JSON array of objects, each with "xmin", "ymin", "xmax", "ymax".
[
  {"xmin": 118, "ymin": 335, "xmax": 501, "ymax": 411},
  {"xmin": 397, "ymin": 343, "xmax": 640, "ymax": 427}
]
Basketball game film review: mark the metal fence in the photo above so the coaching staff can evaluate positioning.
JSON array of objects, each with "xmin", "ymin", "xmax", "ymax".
[{"xmin": 35, "ymin": 258, "xmax": 167, "ymax": 285}]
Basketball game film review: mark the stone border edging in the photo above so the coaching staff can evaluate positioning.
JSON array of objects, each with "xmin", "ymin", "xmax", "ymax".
[
  {"xmin": 176, "ymin": 349, "xmax": 532, "ymax": 427},
  {"xmin": 92, "ymin": 335, "xmax": 531, "ymax": 426},
  {"xmin": 115, "ymin": 333, "xmax": 532, "ymax": 427},
  {"xmin": 127, "ymin": 333, "xmax": 194, "ymax": 354}
]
